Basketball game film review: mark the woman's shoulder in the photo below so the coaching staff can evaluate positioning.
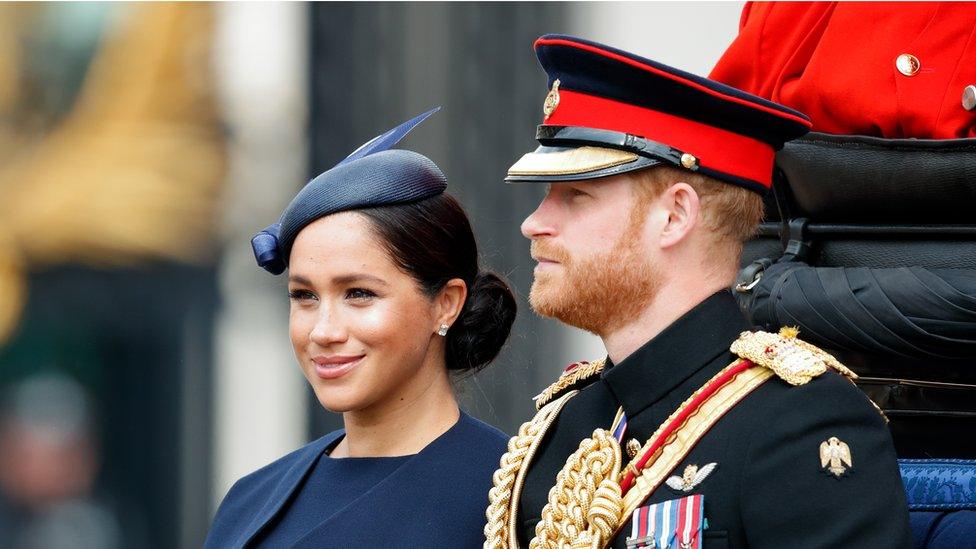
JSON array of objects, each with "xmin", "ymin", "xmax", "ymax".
[
  {"xmin": 206, "ymin": 430, "xmax": 344, "ymax": 548},
  {"xmin": 218, "ymin": 430, "xmax": 343, "ymax": 506},
  {"xmin": 423, "ymin": 411, "xmax": 508, "ymax": 462},
  {"xmin": 457, "ymin": 410, "xmax": 509, "ymax": 443}
]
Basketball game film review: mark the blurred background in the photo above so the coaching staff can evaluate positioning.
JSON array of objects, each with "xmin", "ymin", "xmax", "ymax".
[{"xmin": 0, "ymin": 2, "xmax": 742, "ymax": 547}]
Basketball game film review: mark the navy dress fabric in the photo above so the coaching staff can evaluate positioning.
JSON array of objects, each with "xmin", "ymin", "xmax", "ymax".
[
  {"xmin": 253, "ymin": 453, "xmax": 409, "ymax": 547},
  {"xmin": 205, "ymin": 412, "xmax": 508, "ymax": 548}
]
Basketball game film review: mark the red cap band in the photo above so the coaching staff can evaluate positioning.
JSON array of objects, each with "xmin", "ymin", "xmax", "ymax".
[{"xmin": 545, "ymin": 89, "xmax": 776, "ymax": 188}]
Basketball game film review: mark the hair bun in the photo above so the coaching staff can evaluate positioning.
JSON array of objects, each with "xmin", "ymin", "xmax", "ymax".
[{"xmin": 445, "ymin": 271, "xmax": 517, "ymax": 373}]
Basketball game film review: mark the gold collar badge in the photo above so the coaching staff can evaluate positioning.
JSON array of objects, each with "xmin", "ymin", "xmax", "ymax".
[
  {"xmin": 820, "ymin": 436, "xmax": 852, "ymax": 477},
  {"xmin": 533, "ymin": 358, "xmax": 605, "ymax": 410},
  {"xmin": 665, "ymin": 462, "xmax": 718, "ymax": 492},
  {"xmin": 543, "ymin": 79, "xmax": 561, "ymax": 120}
]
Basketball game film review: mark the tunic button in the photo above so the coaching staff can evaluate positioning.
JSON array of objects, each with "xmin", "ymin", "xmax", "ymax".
[
  {"xmin": 896, "ymin": 53, "xmax": 920, "ymax": 76},
  {"xmin": 963, "ymin": 85, "xmax": 976, "ymax": 111}
]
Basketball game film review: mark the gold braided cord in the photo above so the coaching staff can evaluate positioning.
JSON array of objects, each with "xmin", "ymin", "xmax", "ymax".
[
  {"xmin": 484, "ymin": 392, "xmax": 578, "ymax": 549},
  {"xmin": 529, "ymin": 428, "xmax": 623, "ymax": 549},
  {"xmin": 484, "ymin": 418, "xmax": 539, "ymax": 549}
]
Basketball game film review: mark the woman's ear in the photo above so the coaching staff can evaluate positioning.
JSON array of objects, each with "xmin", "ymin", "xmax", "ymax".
[{"xmin": 434, "ymin": 278, "xmax": 467, "ymax": 331}]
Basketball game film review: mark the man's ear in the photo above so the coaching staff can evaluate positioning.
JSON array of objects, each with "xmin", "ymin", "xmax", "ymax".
[
  {"xmin": 658, "ymin": 182, "xmax": 701, "ymax": 249},
  {"xmin": 433, "ymin": 278, "xmax": 467, "ymax": 332}
]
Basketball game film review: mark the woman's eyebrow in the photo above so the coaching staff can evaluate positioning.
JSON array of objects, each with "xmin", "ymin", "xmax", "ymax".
[
  {"xmin": 288, "ymin": 273, "xmax": 390, "ymax": 286},
  {"xmin": 331, "ymin": 273, "xmax": 390, "ymax": 287}
]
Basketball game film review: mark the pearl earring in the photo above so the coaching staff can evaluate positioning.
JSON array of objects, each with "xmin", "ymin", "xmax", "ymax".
[{"xmin": 437, "ymin": 324, "xmax": 449, "ymax": 336}]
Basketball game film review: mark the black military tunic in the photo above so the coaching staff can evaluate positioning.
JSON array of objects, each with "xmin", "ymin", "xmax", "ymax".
[{"xmin": 517, "ymin": 291, "xmax": 912, "ymax": 548}]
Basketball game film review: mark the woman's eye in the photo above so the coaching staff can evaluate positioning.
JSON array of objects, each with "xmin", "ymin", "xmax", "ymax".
[
  {"xmin": 288, "ymin": 289, "xmax": 317, "ymax": 301},
  {"xmin": 345, "ymin": 288, "xmax": 377, "ymax": 301}
]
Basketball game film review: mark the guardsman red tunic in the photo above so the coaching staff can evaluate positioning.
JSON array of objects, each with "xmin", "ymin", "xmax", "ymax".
[{"xmin": 710, "ymin": 2, "xmax": 976, "ymax": 139}]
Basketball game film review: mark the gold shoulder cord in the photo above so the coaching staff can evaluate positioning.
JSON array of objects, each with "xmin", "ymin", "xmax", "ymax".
[
  {"xmin": 485, "ymin": 390, "xmax": 579, "ymax": 549},
  {"xmin": 531, "ymin": 427, "xmax": 624, "ymax": 549},
  {"xmin": 485, "ymin": 359, "xmax": 606, "ymax": 549}
]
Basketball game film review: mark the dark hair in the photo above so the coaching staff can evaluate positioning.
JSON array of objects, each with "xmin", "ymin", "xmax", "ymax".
[{"xmin": 358, "ymin": 193, "xmax": 517, "ymax": 373}]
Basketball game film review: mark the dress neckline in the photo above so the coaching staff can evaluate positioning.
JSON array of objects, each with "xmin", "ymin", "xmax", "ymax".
[{"xmin": 320, "ymin": 411, "xmax": 470, "ymax": 461}]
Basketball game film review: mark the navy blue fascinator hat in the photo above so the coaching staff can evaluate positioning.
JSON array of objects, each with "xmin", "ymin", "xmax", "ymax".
[{"xmin": 251, "ymin": 108, "xmax": 446, "ymax": 274}]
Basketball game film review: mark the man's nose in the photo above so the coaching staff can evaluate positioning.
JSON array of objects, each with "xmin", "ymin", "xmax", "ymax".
[{"xmin": 521, "ymin": 196, "xmax": 557, "ymax": 240}]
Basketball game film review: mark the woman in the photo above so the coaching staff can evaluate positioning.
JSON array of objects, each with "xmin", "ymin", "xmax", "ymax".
[{"xmin": 205, "ymin": 109, "xmax": 516, "ymax": 548}]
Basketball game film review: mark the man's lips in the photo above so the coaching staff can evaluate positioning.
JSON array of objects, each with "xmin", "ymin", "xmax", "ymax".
[
  {"xmin": 532, "ymin": 255, "xmax": 562, "ymax": 272},
  {"xmin": 311, "ymin": 355, "xmax": 364, "ymax": 380}
]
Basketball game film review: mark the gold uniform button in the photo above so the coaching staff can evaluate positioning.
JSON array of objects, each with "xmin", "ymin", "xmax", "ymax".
[
  {"xmin": 896, "ymin": 53, "xmax": 920, "ymax": 76},
  {"xmin": 962, "ymin": 85, "xmax": 976, "ymax": 111}
]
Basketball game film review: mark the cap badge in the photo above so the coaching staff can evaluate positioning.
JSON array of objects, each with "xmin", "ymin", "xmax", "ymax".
[
  {"xmin": 665, "ymin": 462, "xmax": 717, "ymax": 492},
  {"xmin": 819, "ymin": 436, "xmax": 852, "ymax": 478},
  {"xmin": 543, "ymin": 79, "xmax": 561, "ymax": 120}
]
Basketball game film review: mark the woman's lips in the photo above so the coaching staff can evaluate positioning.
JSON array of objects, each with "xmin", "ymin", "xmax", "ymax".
[{"xmin": 312, "ymin": 355, "xmax": 364, "ymax": 380}]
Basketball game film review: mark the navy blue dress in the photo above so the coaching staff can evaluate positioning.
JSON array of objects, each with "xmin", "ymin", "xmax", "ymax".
[{"xmin": 205, "ymin": 412, "xmax": 508, "ymax": 548}]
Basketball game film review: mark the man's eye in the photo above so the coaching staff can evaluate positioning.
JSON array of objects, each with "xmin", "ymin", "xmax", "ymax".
[
  {"xmin": 288, "ymin": 289, "xmax": 317, "ymax": 301},
  {"xmin": 346, "ymin": 288, "xmax": 377, "ymax": 300}
]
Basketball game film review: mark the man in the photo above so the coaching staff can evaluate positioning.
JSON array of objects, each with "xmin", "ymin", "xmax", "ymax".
[{"xmin": 484, "ymin": 35, "xmax": 911, "ymax": 549}]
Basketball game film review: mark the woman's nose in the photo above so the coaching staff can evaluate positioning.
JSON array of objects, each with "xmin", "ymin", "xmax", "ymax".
[{"xmin": 309, "ymin": 309, "xmax": 348, "ymax": 346}]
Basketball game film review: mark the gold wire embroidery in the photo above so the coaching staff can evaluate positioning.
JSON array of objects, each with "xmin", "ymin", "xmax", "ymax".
[
  {"xmin": 729, "ymin": 327, "xmax": 856, "ymax": 386},
  {"xmin": 533, "ymin": 359, "xmax": 607, "ymax": 410}
]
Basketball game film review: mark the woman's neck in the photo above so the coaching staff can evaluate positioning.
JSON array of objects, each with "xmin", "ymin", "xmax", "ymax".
[{"xmin": 331, "ymin": 361, "xmax": 459, "ymax": 458}]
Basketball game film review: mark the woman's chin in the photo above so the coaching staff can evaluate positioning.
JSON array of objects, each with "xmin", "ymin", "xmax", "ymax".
[{"xmin": 313, "ymin": 388, "xmax": 368, "ymax": 414}]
